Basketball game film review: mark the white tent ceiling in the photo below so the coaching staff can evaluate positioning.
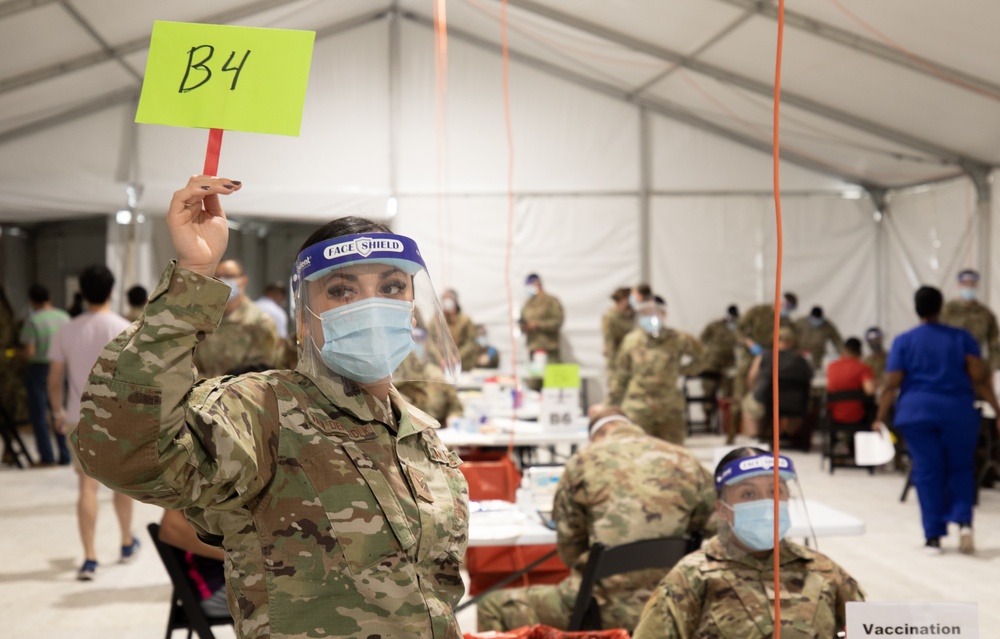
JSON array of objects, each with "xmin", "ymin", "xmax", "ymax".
[{"xmin": 1, "ymin": 0, "xmax": 999, "ymax": 212}]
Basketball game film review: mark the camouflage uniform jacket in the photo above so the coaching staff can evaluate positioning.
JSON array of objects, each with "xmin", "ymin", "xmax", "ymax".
[
  {"xmin": 444, "ymin": 312, "xmax": 479, "ymax": 371},
  {"xmin": 608, "ymin": 328, "xmax": 705, "ymax": 411},
  {"xmin": 602, "ymin": 307, "xmax": 635, "ymax": 365},
  {"xmin": 73, "ymin": 263, "xmax": 470, "ymax": 639},
  {"xmin": 521, "ymin": 292, "xmax": 564, "ymax": 355},
  {"xmin": 193, "ymin": 296, "xmax": 279, "ymax": 377},
  {"xmin": 794, "ymin": 318, "xmax": 844, "ymax": 369},
  {"xmin": 698, "ymin": 319, "xmax": 737, "ymax": 372},
  {"xmin": 737, "ymin": 305, "xmax": 797, "ymax": 349},
  {"xmin": 396, "ymin": 353, "xmax": 464, "ymax": 423},
  {"xmin": 862, "ymin": 351, "xmax": 887, "ymax": 387},
  {"xmin": 552, "ymin": 423, "xmax": 716, "ymax": 631},
  {"xmin": 941, "ymin": 299, "xmax": 1000, "ymax": 369},
  {"xmin": 632, "ymin": 533, "xmax": 864, "ymax": 639}
]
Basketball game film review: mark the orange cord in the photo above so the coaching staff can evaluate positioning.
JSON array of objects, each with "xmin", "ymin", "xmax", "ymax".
[
  {"xmin": 772, "ymin": 1, "xmax": 785, "ymax": 636},
  {"xmin": 500, "ymin": 0, "xmax": 518, "ymax": 458},
  {"xmin": 433, "ymin": 0, "xmax": 450, "ymax": 288}
]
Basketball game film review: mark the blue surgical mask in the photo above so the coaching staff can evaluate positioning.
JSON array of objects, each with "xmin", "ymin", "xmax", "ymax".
[
  {"xmin": 219, "ymin": 277, "xmax": 240, "ymax": 303},
  {"xmin": 960, "ymin": 288, "xmax": 977, "ymax": 301},
  {"xmin": 525, "ymin": 285, "xmax": 538, "ymax": 298},
  {"xmin": 808, "ymin": 317, "xmax": 824, "ymax": 328},
  {"xmin": 638, "ymin": 314, "xmax": 660, "ymax": 335},
  {"xmin": 476, "ymin": 336, "xmax": 488, "ymax": 348},
  {"xmin": 628, "ymin": 294, "xmax": 638, "ymax": 309},
  {"xmin": 725, "ymin": 499, "xmax": 791, "ymax": 551},
  {"xmin": 315, "ymin": 298, "xmax": 414, "ymax": 384},
  {"xmin": 726, "ymin": 320, "xmax": 737, "ymax": 331}
]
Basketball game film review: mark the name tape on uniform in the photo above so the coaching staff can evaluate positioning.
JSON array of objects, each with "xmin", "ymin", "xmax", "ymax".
[
  {"xmin": 136, "ymin": 21, "xmax": 315, "ymax": 136},
  {"xmin": 847, "ymin": 602, "xmax": 978, "ymax": 638}
]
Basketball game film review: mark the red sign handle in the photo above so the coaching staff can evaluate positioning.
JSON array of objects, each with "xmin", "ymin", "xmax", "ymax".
[{"xmin": 203, "ymin": 128, "xmax": 224, "ymax": 176}]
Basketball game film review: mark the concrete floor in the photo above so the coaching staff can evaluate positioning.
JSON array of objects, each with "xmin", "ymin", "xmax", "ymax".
[{"xmin": 2, "ymin": 432, "xmax": 997, "ymax": 638}]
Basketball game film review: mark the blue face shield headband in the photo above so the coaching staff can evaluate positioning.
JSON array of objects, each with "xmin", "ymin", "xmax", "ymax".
[
  {"xmin": 293, "ymin": 233, "xmax": 427, "ymax": 292},
  {"xmin": 715, "ymin": 454, "xmax": 797, "ymax": 493}
]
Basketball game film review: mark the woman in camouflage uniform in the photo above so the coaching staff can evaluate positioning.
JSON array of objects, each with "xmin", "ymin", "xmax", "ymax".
[{"xmin": 74, "ymin": 176, "xmax": 469, "ymax": 639}]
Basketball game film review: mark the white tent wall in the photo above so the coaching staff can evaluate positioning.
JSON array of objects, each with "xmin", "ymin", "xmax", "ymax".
[
  {"xmin": 883, "ymin": 176, "xmax": 980, "ymax": 341},
  {"xmin": 650, "ymin": 194, "xmax": 878, "ymax": 344}
]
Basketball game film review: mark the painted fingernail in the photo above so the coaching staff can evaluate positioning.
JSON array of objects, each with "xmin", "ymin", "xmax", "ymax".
[
  {"xmin": 201, "ymin": 186, "xmax": 211, "ymax": 190},
  {"xmin": 223, "ymin": 184, "xmax": 234, "ymax": 190},
  {"xmin": 231, "ymin": 180, "xmax": 242, "ymax": 185}
]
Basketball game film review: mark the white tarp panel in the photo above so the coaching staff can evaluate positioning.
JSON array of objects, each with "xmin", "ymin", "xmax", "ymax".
[
  {"xmin": 650, "ymin": 194, "xmax": 877, "ymax": 343},
  {"xmin": 649, "ymin": 114, "xmax": 847, "ymax": 193},
  {"xmin": 398, "ymin": 20, "xmax": 640, "ymax": 194},
  {"xmin": 883, "ymin": 176, "xmax": 979, "ymax": 340},
  {"xmin": 393, "ymin": 194, "xmax": 640, "ymax": 378}
]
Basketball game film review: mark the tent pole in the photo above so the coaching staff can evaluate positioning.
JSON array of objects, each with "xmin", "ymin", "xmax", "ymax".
[
  {"xmin": 964, "ymin": 165, "xmax": 992, "ymax": 306},
  {"xmin": 639, "ymin": 108, "xmax": 651, "ymax": 284},
  {"xmin": 866, "ymin": 187, "xmax": 889, "ymax": 331},
  {"xmin": 388, "ymin": 2, "xmax": 400, "ymax": 228}
]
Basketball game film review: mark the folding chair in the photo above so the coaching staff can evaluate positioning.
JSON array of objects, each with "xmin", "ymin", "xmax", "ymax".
[
  {"xmin": 567, "ymin": 537, "xmax": 694, "ymax": 631},
  {"xmin": 147, "ymin": 523, "xmax": 233, "ymax": 639},
  {"xmin": 683, "ymin": 372, "xmax": 720, "ymax": 436},
  {"xmin": 821, "ymin": 389, "xmax": 876, "ymax": 475}
]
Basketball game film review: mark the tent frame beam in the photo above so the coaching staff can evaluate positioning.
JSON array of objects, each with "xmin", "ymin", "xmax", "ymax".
[
  {"xmin": 715, "ymin": 0, "xmax": 1000, "ymax": 102},
  {"xmin": 0, "ymin": 0, "xmax": 56, "ymax": 20},
  {"xmin": 0, "ymin": 9, "xmax": 389, "ymax": 147},
  {"xmin": 0, "ymin": 0, "xmax": 307, "ymax": 95},
  {"xmin": 404, "ymin": 10, "xmax": 878, "ymax": 189},
  {"xmin": 502, "ymin": 0, "xmax": 982, "ymax": 167}
]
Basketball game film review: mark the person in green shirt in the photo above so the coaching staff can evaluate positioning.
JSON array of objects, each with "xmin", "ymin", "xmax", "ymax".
[{"xmin": 20, "ymin": 284, "xmax": 70, "ymax": 465}]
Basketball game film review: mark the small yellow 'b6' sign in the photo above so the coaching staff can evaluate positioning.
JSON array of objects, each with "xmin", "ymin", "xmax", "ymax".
[{"xmin": 136, "ymin": 21, "xmax": 315, "ymax": 136}]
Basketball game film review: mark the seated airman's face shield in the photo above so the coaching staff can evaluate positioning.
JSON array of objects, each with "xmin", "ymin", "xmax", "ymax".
[
  {"xmin": 714, "ymin": 454, "xmax": 814, "ymax": 551},
  {"xmin": 291, "ymin": 233, "xmax": 460, "ymax": 386}
]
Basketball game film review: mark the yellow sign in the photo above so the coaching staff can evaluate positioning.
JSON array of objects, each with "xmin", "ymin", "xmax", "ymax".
[
  {"xmin": 136, "ymin": 21, "xmax": 315, "ymax": 136},
  {"xmin": 543, "ymin": 364, "xmax": 581, "ymax": 389}
]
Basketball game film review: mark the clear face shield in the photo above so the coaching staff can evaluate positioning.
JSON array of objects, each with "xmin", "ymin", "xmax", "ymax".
[
  {"xmin": 714, "ymin": 454, "xmax": 816, "ymax": 552},
  {"xmin": 291, "ymin": 233, "xmax": 461, "ymax": 387},
  {"xmin": 636, "ymin": 301, "xmax": 666, "ymax": 338}
]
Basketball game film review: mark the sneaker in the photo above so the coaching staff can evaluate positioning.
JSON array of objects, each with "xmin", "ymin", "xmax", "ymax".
[
  {"xmin": 78, "ymin": 559, "xmax": 98, "ymax": 581},
  {"xmin": 120, "ymin": 536, "xmax": 141, "ymax": 564},
  {"xmin": 959, "ymin": 526, "xmax": 974, "ymax": 554},
  {"xmin": 924, "ymin": 537, "xmax": 942, "ymax": 556}
]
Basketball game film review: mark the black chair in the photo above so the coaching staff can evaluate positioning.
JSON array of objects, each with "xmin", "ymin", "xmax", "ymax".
[
  {"xmin": 0, "ymin": 400, "xmax": 33, "ymax": 468},
  {"xmin": 684, "ymin": 372, "xmax": 721, "ymax": 436},
  {"xmin": 147, "ymin": 523, "xmax": 234, "ymax": 639},
  {"xmin": 567, "ymin": 536, "xmax": 694, "ymax": 631},
  {"xmin": 821, "ymin": 389, "xmax": 876, "ymax": 475},
  {"xmin": 758, "ymin": 378, "xmax": 813, "ymax": 452}
]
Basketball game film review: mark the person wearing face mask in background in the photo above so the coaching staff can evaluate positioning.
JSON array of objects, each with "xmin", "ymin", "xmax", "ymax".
[
  {"xmin": 941, "ymin": 269, "xmax": 1000, "ymax": 370},
  {"xmin": 699, "ymin": 305, "xmax": 740, "ymax": 441},
  {"xmin": 519, "ymin": 273, "xmax": 565, "ymax": 363},
  {"xmin": 632, "ymin": 447, "xmax": 864, "ymax": 639},
  {"xmin": 862, "ymin": 326, "xmax": 888, "ymax": 390},
  {"xmin": 602, "ymin": 287, "xmax": 635, "ymax": 379},
  {"xmin": 191, "ymin": 259, "xmax": 279, "ymax": 378},
  {"xmin": 73, "ymin": 176, "xmax": 469, "ymax": 638},
  {"xmin": 396, "ymin": 327, "xmax": 464, "ymax": 424},
  {"xmin": 440, "ymin": 289, "xmax": 478, "ymax": 371},
  {"xmin": 608, "ymin": 296, "xmax": 704, "ymax": 445},
  {"xmin": 473, "ymin": 324, "xmax": 500, "ymax": 369},
  {"xmin": 795, "ymin": 305, "xmax": 844, "ymax": 370}
]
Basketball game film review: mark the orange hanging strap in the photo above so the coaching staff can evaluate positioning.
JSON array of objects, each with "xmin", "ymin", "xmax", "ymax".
[
  {"xmin": 771, "ymin": 0, "xmax": 786, "ymax": 637},
  {"xmin": 500, "ymin": 0, "xmax": 519, "ymax": 457}
]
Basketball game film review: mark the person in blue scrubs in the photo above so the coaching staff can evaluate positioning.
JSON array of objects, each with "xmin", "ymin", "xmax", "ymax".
[{"xmin": 874, "ymin": 286, "xmax": 1000, "ymax": 555}]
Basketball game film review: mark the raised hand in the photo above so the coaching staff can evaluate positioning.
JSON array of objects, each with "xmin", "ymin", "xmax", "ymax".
[{"xmin": 166, "ymin": 175, "xmax": 242, "ymax": 277}]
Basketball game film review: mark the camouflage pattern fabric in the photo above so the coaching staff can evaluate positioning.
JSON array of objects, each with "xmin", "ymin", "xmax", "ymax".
[
  {"xmin": 862, "ymin": 351, "xmax": 887, "ymax": 388},
  {"xmin": 477, "ymin": 423, "xmax": 717, "ymax": 633},
  {"xmin": 0, "ymin": 305, "xmax": 26, "ymax": 428},
  {"xmin": 699, "ymin": 318, "xmax": 738, "ymax": 401},
  {"xmin": 793, "ymin": 318, "xmax": 844, "ymax": 369},
  {"xmin": 192, "ymin": 297, "xmax": 278, "ymax": 378},
  {"xmin": 472, "ymin": 344, "xmax": 500, "ymax": 369},
  {"xmin": 941, "ymin": 299, "xmax": 1000, "ymax": 369},
  {"xmin": 608, "ymin": 328, "xmax": 705, "ymax": 444},
  {"xmin": 521, "ymin": 292, "xmax": 565, "ymax": 360},
  {"xmin": 602, "ymin": 307, "xmax": 635, "ymax": 374},
  {"xmin": 396, "ymin": 353, "xmax": 464, "ymax": 423},
  {"xmin": 731, "ymin": 306, "xmax": 796, "ymax": 436},
  {"xmin": 73, "ymin": 263, "xmax": 469, "ymax": 639},
  {"xmin": 445, "ymin": 312, "xmax": 479, "ymax": 371},
  {"xmin": 632, "ymin": 531, "xmax": 864, "ymax": 639}
]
